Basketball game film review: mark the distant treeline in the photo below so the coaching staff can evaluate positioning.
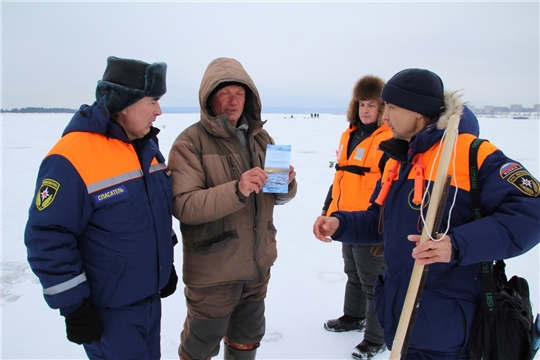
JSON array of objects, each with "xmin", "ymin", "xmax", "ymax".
[
  {"xmin": 163, "ymin": 106, "xmax": 346, "ymax": 114},
  {"xmin": 2, "ymin": 107, "xmax": 77, "ymax": 114},
  {"xmin": 2, "ymin": 106, "xmax": 347, "ymax": 114}
]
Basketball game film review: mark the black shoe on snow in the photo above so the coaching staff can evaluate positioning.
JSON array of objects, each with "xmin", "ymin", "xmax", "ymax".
[
  {"xmin": 323, "ymin": 314, "xmax": 366, "ymax": 332},
  {"xmin": 351, "ymin": 339, "xmax": 386, "ymax": 359}
]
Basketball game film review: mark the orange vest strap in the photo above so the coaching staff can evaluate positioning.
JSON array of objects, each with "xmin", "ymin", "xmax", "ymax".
[
  {"xmin": 412, "ymin": 154, "xmax": 425, "ymax": 205},
  {"xmin": 375, "ymin": 161, "xmax": 400, "ymax": 205}
]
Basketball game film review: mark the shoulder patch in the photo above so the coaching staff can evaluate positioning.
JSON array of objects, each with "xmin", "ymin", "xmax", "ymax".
[
  {"xmin": 499, "ymin": 162, "xmax": 522, "ymax": 179},
  {"xmin": 36, "ymin": 179, "xmax": 60, "ymax": 211},
  {"xmin": 500, "ymin": 164, "xmax": 540, "ymax": 197}
]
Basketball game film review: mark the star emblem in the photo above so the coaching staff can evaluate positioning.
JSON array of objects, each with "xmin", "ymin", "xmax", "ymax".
[
  {"xmin": 36, "ymin": 179, "xmax": 60, "ymax": 211},
  {"xmin": 521, "ymin": 178, "xmax": 533, "ymax": 188},
  {"xmin": 41, "ymin": 187, "xmax": 50, "ymax": 201}
]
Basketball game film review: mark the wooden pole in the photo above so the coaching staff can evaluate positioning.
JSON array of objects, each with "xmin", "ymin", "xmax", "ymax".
[{"xmin": 389, "ymin": 114, "xmax": 461, "ymax": 359}]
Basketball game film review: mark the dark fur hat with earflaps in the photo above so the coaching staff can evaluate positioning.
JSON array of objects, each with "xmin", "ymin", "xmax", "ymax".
[
  {"xmin": 95, "ymin": 56, "xmax": 167, "ymax": 114},
  {"xmin": 346, "ymin": 75, "xmax": 385, "ymax": 126}
]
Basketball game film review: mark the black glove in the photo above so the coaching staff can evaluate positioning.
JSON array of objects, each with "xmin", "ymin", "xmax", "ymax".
[
  {"xmin": 64, "ymin": 299, "xmax": 103, "ymax": 345},
  {"xmin": 160, "ymin": 264, "xmax": 178, "ymax": 298}
]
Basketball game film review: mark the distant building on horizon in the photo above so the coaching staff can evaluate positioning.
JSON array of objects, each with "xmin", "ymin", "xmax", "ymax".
[
  {"xmin": 510, "ymin": 104, "xmax": 523, "ymax": 113},
  {"xmin": 472, "ymin": 103, "xmax": 539, "ymax": 116}
]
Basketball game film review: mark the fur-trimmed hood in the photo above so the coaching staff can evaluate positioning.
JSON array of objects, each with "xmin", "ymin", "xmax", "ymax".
[
  {"xmin": 410, "ymin": 90, "xmax": 480, "ymax": 156},
  {"xmin": 346, "ymin": 75, "xmax": 386, "ymax": 127},
  {"xmin": 434, "ymin": 90, "xmax": 479, "ymax": 138},
  {"xmin": 435, "ymin": 90, "xmax": 472, "ymax": 131}
]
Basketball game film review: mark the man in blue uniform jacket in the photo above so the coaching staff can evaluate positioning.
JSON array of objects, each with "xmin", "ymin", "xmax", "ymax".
[
  {"xmin": 313, "ymin": 68, "xmax": 540, "ymax": 359},
  {"xmin": 24, "ymin": 56, "xmax": 178, "ymax": 359}
]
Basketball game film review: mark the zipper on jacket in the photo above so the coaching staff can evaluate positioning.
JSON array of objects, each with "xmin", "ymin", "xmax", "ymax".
[
  {"xmin": 246, "ymin": 135, "xmax": 263, "ymax": 282},
  {"xmin": 226, "ymin": 123, "xmax": 263, "ymax": 282}
]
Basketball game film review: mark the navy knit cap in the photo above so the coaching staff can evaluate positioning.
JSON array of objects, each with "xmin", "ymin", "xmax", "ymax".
[
  {"xmin": 95, "ymin": 56, "xmax": 167, "ymax": 114},
  {"xmin": 381, "ymin": 68, "xmax": 445, "ymax": 118}
]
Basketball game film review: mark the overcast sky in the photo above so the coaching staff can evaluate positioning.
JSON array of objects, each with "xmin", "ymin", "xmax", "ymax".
[{"xmin": 2, "ymin": 1, "xmax": 539, "ymax": 110}]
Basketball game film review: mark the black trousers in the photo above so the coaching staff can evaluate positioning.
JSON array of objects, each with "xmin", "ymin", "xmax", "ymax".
[{"xmin": 342, "ymin": 243, "xmax": 386, "ymax": 344}]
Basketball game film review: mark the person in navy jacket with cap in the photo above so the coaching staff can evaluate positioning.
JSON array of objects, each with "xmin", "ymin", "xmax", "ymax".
[
  {"xmin": 314, "ymin": 68, "xmax": 540, "ymax": 359},
  {"xmin": 25, "ymin": 56, "xmax": 178, "ymax": 359}
]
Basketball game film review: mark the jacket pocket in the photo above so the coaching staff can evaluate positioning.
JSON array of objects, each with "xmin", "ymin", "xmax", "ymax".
[
  {"xmin": 409, "ymin": 289, "xmax": 468, "ymax": 352},
  {"xmin": 98, "ymin": 255, "xmax": 127, "ymax": 305},
  {"xmin": 267, "ymin": 221, "xmax": 277, "ymax": 236},
  {"xmin": 193, "ymin": 231, "xmax": 237, "ymax": 253}
]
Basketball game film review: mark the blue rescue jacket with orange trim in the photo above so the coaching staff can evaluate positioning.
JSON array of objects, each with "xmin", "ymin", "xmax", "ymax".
[
  {"xmin": 24, "ymin": 97, "xmax": 174, "ymax": 315},
  {"xmin": 327, "ymin": 123, "xmax": 392, "ymax": 214},
  {"xmin": 330, "ymin": 92, "xmax": 540, "ymax": 355}
]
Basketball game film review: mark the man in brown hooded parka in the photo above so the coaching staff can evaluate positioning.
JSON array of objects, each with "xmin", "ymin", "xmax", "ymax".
[{"xmin": 168, "ymin": 57, "xmax": 297, "ymax": 360}]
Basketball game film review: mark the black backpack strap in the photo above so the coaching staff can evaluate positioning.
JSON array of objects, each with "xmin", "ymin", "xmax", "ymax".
[
  {"xmin": 470, "ymin": 138, "xmax": 485, "ymax": 220},
  {"xmin": 470, "ymin": 138, "xmax": 497, "ymax": 310},
  {"xmin": 378, "ymin": 153, "xmax": 390, "ymax": 175}
]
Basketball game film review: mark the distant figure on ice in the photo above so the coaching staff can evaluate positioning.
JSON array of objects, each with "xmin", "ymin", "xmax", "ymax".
[
  {"xmin": 319, "ymin": 75, "xmax": 391, "ymax": 359},
  {"xmin": 24, "ymin": 56, "xmax": 178, "ymax": 359},
  {"xmin": 314, "ymin": 68, "xmax": 540, "ymax": 359},
  {"xmin": 168, "ymin": 57, "xmax": 298, "ymax": 360}
]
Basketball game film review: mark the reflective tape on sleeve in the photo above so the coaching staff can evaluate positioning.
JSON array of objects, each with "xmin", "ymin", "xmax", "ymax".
[
  {"xmin": 43, "ymin": 272, "xmax": 87, "ymax": 295},
  {"xmin": 87, "ymin": 169, "xmax": 143, "ymax": 193}
]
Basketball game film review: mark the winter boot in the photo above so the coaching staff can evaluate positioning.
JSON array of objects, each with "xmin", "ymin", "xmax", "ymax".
[
  {"xmin": 224, "ymin": 345, "xmax": 257, "ymax": 360},
  {"xmin": 351, "ymin": 339, "xmax": 386, "ymax": 359},
  {"xmin": 324, "ymin": 314, "xmax": 366, "ymax": 332}
]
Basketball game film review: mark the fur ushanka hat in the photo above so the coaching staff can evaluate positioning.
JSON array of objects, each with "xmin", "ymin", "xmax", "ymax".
[
  {"xmin": 346, "ymin": 75, "xmax": 386, "ymax": 126},
  {"xmin": 95, "ymin": 56, "xmax": 167, "ymax": 114}
]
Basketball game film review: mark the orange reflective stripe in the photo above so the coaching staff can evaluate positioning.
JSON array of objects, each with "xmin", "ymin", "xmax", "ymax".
[
  {"xmin": 373, "ymin": 134, "xmax": 498, "ymax": 209},
  {"xmin": 47, "ymin": 132, "xmax": 145, "ymax": 192},
  {"xmin": 404, "ymin": 134, "xmax": 497, "ymax": 191}
]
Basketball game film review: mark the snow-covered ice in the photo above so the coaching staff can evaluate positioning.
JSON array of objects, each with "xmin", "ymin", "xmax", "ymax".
[{"xmin": 2, "ymin": 112, "xmax": 539, "ymax": 359}]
